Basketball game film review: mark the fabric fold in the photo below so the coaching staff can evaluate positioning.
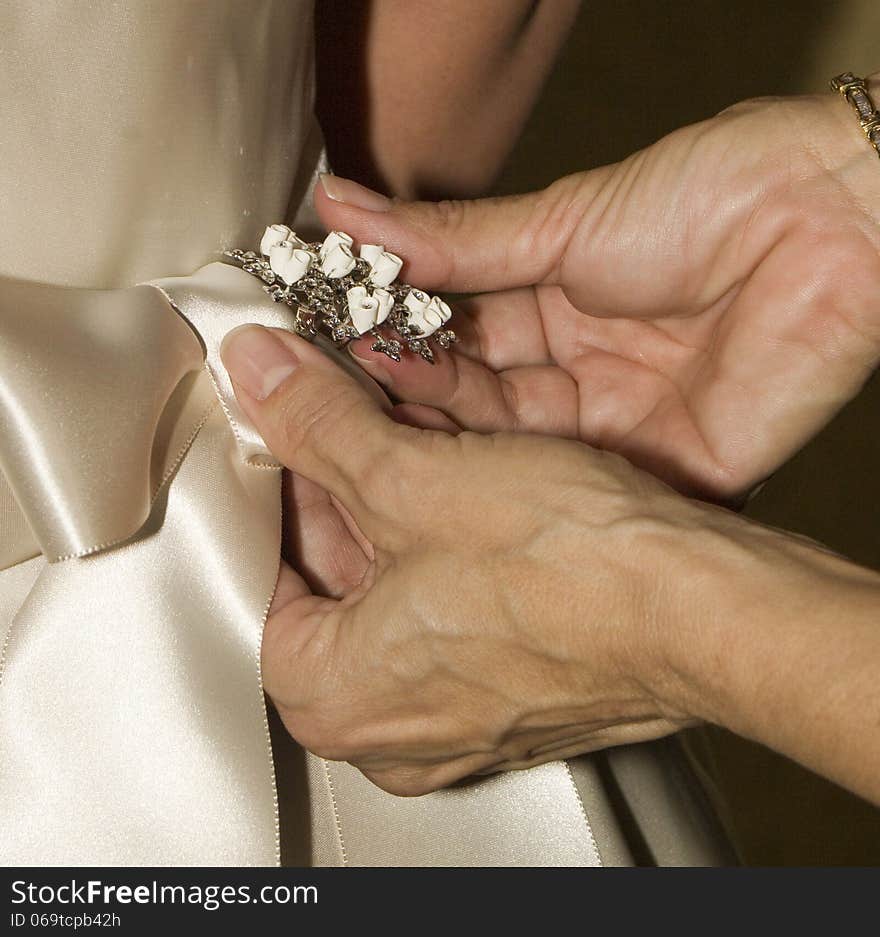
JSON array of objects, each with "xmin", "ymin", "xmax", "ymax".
[
  {"xmin": 0, "ymin": 278, "xmax": 204, "ymax": 563},
  {"xmin": 0, "ymin": 263, "xmax": 603, "ymax": 867},
  {"xmin": 0, "ymin": 269, "xmax": 287, "ymax": 865},
  {"xmin": 147, "ymin": 262, "xmax": 300, "ymax": 464}
]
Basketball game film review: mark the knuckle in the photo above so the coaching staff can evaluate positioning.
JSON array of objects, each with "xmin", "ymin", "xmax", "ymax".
[
  {"xmin": 429, "ymin": 199, "xmax": 473, "ymax": 284},
  {"xmin": 288, "ymin": 382, "xmax": 348, "ymax": 455},
  {"xmin": 355, "ymin": 434, "xmax": 396, "ymax": 499},
  {"xmin": 364, "ymin": 426, "xmax": 434, "ymax": 503},
  {"xmin": 396, "ymin": 198, "xmax": 467, "ymax": 284},
  {"xmin": 274, "ymin": 375, "xmax": 366, "ymax": 474},
  {"xmin": 430, "ymin": 197, "xmax": 471, "ymax": 238},
  {"xmin": 388, "ymin": 430, "xmax": 431, "ymax": 480},
  {"xmin": 511, "ymin": 176, "xmax": 586, "ymax": 282}
]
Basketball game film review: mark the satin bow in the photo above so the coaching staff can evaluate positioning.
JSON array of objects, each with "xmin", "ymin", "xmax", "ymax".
[{"xmin": 0, "ymin": 263, "xmax": 602, "ymax": 866}]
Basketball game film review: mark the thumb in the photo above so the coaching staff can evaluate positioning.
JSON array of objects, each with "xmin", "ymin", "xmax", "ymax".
[
  {"xmin": 314, "ymin": 170, "xmax": 615, "ymax": 295},
  {"xmin": 220, "ymin": 324, "xmax": 418, "ymax": 530}
]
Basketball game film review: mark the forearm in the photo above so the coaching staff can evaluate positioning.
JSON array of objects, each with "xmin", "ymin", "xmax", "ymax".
[
  {"xmin": 315, "ymin": 0, "xmax": 579, "ymax": 199},
  {"xmin": 671, "ymin": 517, "xmax": 880, "ymax": 805}
]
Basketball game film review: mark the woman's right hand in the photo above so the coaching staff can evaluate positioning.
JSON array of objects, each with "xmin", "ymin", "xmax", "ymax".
[
  {"xmin": 221, "ymin": 324, "xmax": 880, "ymax": 804},
  {"xmin": 316, "ymin": 84, "xmax": 880, "ymax": 501}
]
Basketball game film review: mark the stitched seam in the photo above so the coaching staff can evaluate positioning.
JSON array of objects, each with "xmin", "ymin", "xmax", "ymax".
[
  {"xmin": 0, "ymin": 605, "xmax": 14, "ymax": 693},
  {"xmin": 0, "ymin": 562, "xmax": 37, "ymax": 694},
  {"xmin": 202, "ymin": 361, "xmax": 252, "ymax": 454},
  {"xmin": 323, "ymin": 760, "xmax": 348, "ymax": 866},
  {"xmin": 243, "ymin": 438, "xmax": 285, "ymax": 866},
  {"xmin": 247, "ymin": 461, "xmax": 284, "ymax": 471},
  {"xmin": 49, "ymin": 398, "xmax": 218, "ymax": 563},
  {"xmin": 203, "ymin": 360, "xmax": 282, "ymax": 471},
  {"xmin": 563, "ymin": 760, "xmax": 603, "ymax": 867},
  {"xmin": 258, "ymin": 516, "xmax": 284, "ymax": 868},
  {"xmin": 148, "ymin": 284, "xmax": 255, "ymax": 455},
  {"xmin": 150, "ymin": 396, "xmax": 219, "ymax": 501},
  {"xmin": 149, "ymin": 284, "xmax": 285, "ymax": 469}
]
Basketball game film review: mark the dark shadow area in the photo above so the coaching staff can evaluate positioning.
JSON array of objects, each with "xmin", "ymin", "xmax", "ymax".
[
  {"xmin": 315, "ymin": 1, "xmax": 377, "ymax": 190},
  {"xmin": 268, "ymin": 701, "xmax": 313, "ymax": 866},
  {"xmin": 495, "ymin": 0, "xmax": 836, "ymax": 193},
  {"xmin": 594, "ymin": 753, "xmax": 657, "ymax": 867}
]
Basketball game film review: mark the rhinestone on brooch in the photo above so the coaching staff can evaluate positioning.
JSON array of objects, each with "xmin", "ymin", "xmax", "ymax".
[{"xmin": 223, "ymin": 225, "xmax": 457, "ymax": 363}]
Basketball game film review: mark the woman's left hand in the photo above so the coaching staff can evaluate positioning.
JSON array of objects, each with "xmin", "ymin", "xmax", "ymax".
[{"xmin": 316, "ymin": 88, "xmax": 880, "ymax": 502}]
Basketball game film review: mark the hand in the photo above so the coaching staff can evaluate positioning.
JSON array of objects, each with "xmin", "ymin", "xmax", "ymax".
[
  {"xmin": 219, "ymin": 324, "xmax": 880, "ymax": 800},
  {"xmin": 315, "ymin": 87, "xmax": 880, "ymax": 500}
]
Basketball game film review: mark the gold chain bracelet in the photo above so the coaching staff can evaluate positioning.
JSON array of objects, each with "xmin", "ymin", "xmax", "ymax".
[{"xmin": 830, "ymin": 72, "xmax": 880, "ymax": 159}]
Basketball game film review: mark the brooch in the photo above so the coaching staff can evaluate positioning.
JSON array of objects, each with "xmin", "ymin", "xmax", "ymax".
[{"xmin": 223, "ymin": 225, "xmax": 457, "ymax": 363}]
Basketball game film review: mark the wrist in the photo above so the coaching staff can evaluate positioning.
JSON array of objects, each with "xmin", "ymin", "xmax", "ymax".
[
  {"xmin": 801, "ymin": 72, "xmax": 880, "ymax": 234},
  {"xmin": 665, "ymin": 507, "xmax": 880, "ymax": 754}
]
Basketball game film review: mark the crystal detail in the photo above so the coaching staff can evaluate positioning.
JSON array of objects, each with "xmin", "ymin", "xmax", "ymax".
[{"xmin": 222, "ymin": 228, "xmax": 457, "ymax": 364}]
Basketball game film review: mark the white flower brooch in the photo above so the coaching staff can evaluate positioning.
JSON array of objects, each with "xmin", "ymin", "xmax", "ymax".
[{"xmin": 223, "ymin": 224, "xmax": 456, "ymax": 363}]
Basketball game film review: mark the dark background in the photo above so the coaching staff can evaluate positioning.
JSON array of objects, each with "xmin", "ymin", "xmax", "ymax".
[{"xmin": 494, "ymin": 0, "xmax": 880, "ymax": 865}]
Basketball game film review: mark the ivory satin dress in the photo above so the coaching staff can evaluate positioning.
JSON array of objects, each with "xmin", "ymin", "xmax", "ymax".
[{"xmin": 0, "ymin": 1, "xmax": 731, "ymax": 866}]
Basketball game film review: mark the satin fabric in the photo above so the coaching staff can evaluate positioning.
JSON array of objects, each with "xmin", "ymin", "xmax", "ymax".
[
  {"xmin": 0, "ymin": 0, "xmax": 322, "ymax": 289},
  {"xmin": 0, "ymin": 0, "xmax": 729, "ymax": 866},
  {"xmin": 0, "ymin": 278, "xmax": 204, "ymax": 563},
  {"xmin": 0, "ymin": 263, "xmax": 603, "ymax": 866}
]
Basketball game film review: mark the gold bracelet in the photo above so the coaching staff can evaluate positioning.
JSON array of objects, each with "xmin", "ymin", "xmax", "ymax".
[{"xmin": 830, "ymin": 72, "xmax": 880, "ymax": 159}]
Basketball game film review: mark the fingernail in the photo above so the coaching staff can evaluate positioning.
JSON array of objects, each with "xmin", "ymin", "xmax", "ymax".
[
  {"xmin": 220, "ymin": 325, "xmax": 299, "ymax": 400},
  {"xmin": 319, "ymin": 173, "xmax": 392, "ymax": 212},
  {"xmin": 347, "ymin": 340, "xmax": 392, "ymax": 386}
]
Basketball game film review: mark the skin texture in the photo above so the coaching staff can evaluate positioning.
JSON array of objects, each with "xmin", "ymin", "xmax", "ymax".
[
  {"xmin": 317, "ymin": 88, "xmax": 880, "ymax": 500},
  {"xmin": 316, "ymin": 0, "xmax": 580, "ymax": 198},
  {"xmin": 221, "ymin": 325, "xmax": 880, "ymax": 805},
  {"xmin": 218, "ymin": 83, "xmax": 880, "ymax": 804}
]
